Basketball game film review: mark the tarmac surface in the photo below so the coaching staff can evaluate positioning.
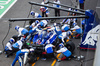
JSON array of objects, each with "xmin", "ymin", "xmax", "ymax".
[{"xmin": 0, "ymin": 0, "xmax": 98, "ymax": 66}]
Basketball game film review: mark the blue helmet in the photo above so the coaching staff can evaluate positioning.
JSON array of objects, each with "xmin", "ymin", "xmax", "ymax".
[
  {"xmin": 9, "ymin": 38, "xmax": 15, "ymax": 43},
  {"xmin": 59, "ymin": 43, "xmax": 64, "ymax": 48},
  {"xmin": 35, "ymin": 20, "xmax": 39, "ymax": 24},
  {"xmin": 30, "ymin": 11, "xmax": 35, "ymax": 16},
  {"xmin": 15, "ymin": 25, "xmax": 19, "ymax": 31}
]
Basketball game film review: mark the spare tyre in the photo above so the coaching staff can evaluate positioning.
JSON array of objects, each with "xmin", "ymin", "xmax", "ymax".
[{"xmin": 65, "ymin": 40, "xmax": 75, "ymax": 52}]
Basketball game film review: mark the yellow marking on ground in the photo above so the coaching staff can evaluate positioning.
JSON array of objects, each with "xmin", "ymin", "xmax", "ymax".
[
  {"xmin": 51, "ymin": 59, "xmax": 57, "ymax": 66},
  {"xmin": 31, "ymin": 57, "xmax": 39, "ymax": 66},
  {"xmin": 51, "ymin": 53, "xmax": 61, "ymax": 66},
  {"xmin": 37, "ymin": 57, "xmax": 39, "ymax": 60},
  {"xmin": 32, "ymin": 63, "xmax": 35, "ymax": 66},
  {"xmin": 56, "ymin": 53, "xmax": 61, "ymax": 58}
]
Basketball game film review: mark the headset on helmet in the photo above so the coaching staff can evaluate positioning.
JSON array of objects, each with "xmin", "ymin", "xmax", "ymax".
[
  {"xmin": 15, "ymin": 25, "xmax": 19, "ymax": 31},
  {"xmin": 30, "ymin": 11, "xmax": 35, "ymax": 16},
  {"xmin": 9, "ymin": 38, "xmax": 15, "ymax": 43}
]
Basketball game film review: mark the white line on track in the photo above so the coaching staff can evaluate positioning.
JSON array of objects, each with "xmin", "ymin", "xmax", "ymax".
[
  {"xmin": 0, "ymin": 0, "xmax": 17, "ymax": 19},
  {"xmin": 96, "ymin": 7, "xmax": 100, "ymax": 8}
]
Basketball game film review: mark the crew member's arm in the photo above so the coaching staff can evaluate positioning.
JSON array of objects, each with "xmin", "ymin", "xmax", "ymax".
[
  {"xmin": 23, "ymin": 52, "xmax": 29, "ymax": 66},
  {"xmin": 55, "ymin": 49, "xmax": 62, "ymax": 53},
  {"xmin": 7, "ymin": 43, "xmax": 12, "ymax": 50},
  {"xmin": 19, "ymin": 41, "xmax": 23, "ymax": 50},
  {"xmin": 47, "ymin": 27, "xmax": 55, "ymax": 31}
]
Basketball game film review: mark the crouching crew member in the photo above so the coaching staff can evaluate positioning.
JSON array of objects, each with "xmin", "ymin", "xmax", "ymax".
[
  {"xmin": 15, "ymin": 25, "xmax": 29, "ymax": 39},
  {"xmin": 4, "ymin": 38, "xmax": 15, "ymax": 57},
  {"xmin": 42, "ymin": 40, "xmax": 57, "ymax": 60},
  {"xmin": 55, "ymin": 43, "xmax": 76, "ymax": 61}
]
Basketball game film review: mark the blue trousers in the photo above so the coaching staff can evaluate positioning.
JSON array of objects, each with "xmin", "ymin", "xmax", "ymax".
[{"xmin": 11, "ymin": 50, "xmax": 23, "ymax": 66}]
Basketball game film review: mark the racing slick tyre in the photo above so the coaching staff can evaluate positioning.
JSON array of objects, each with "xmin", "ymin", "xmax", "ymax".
[{"xmin": 65, "ymin": 40, "xmax": 75, "ymax": 53}]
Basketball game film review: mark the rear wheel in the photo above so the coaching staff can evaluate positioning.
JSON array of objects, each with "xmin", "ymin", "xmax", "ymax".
[{"xmin": 65, "ymin": 40, "xmax": 75, "ymax": 52}]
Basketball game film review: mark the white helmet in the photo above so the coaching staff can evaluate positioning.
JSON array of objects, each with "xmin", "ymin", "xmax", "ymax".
[
  {"xmin": 9, "ymin": 38, "xmax": 15, "ymax": 43},
  {"xmin": 15, "ymin": 25, "xmax": 20, "ymax": 31},
  {"xmin": 30, "ymin": 11, "xmax": 35, "ymax": 16}
]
